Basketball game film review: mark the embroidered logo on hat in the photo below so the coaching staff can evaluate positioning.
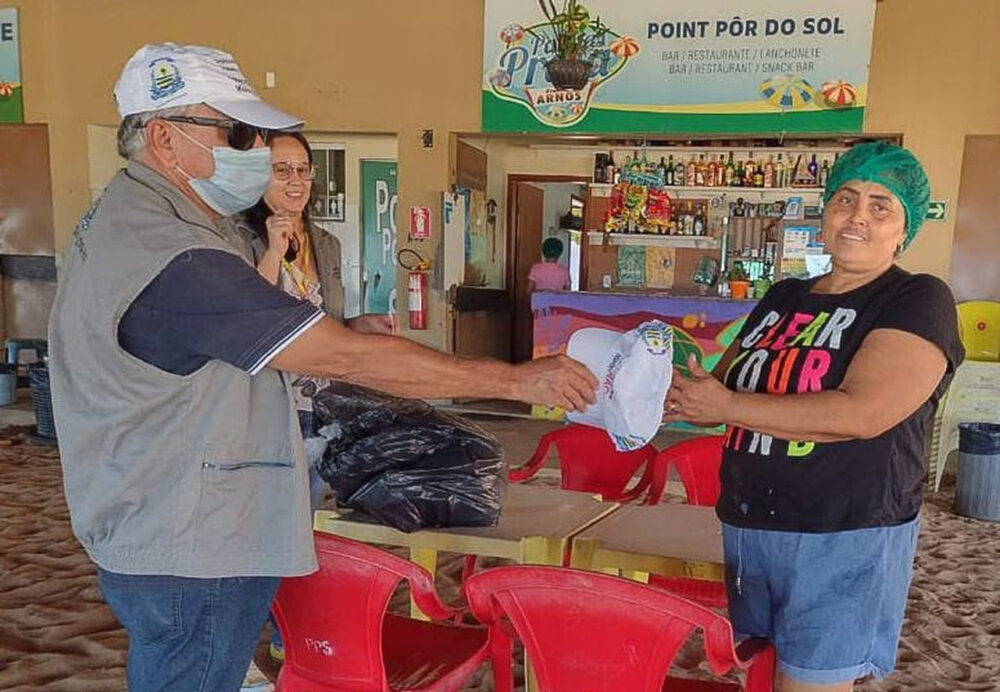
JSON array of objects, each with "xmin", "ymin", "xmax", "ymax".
[{"xmin": 149, "ymin": 57, "xmax": 184, "ymax": 101}]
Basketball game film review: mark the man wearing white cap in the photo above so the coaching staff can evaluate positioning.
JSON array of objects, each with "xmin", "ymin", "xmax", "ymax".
[{"xmin": 48, "ymin": 43, "xmax": 596, "ymax": 692}]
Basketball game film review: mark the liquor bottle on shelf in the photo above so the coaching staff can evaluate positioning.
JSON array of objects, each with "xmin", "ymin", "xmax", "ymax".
[
  {"xmin": 775, "ymin": 153, "xmax": 785, "ymax": 188},
  {"xmin": 744, "ymin": 155, "xmax": 757, "ymax": 188},
  {"xmin": 673, "ymin": 156, "xmax": 685, "ymax": 187},
  {"xmin": 785, "ymin": 155, "xmax": 798, "ymax": 187},
  {"xmin": 605, "ymin": 151, "xmax": 617, "ymax": 183},
  {"xmin": 807, "ymin": 154, "xmax": 819, "ymax": 185},
  {"xmin": 716, "ymin": 154, "xmax": 727, "ymax": 186},
  {"xmin": 763, "ymin": 155, "xmax": 775, "ymax": 188},
  {"xmin": 725, "ymin": 152, "xmax": 736, "ymax": 187},
  {"xmin": 685, "ymin": 155, "xmax": 697, "ymax": 186},
  {"xmin": 819, "ymin": 157, "xmax": 830, "ymax": 187},
  {"xmin": 693, "ymin": 204, "xmax": 706, "ymax": 235},
  {"xmin": 665, "ymin": 155, "xmax": 675, "ymax": 185},
  {"xmin": 695, "ymin": 155, "xmax": 707, "ymax": 187},
  {"xmin": 706, "ymin": 157, "xmax": 717, "ymax": 188},
  {"xmin": 593, "ymin": 153, "xmax": 606, "ymax": 183},
  {"xmin": 753, "ymin": 164, "xmax": 764, "ymax": 188}
]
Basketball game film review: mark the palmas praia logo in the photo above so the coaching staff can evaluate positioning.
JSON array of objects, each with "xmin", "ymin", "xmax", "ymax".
[{"xmin": 486, "ymin": 1, "xmax": 638, "ymax": 128}]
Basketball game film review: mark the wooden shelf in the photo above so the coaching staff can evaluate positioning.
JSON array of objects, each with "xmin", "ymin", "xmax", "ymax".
[
  {"xmin": 586, "ymin": 231, "xmax": 720, "ymax": 250},
  {"xmin": 589, "ymin": 183, "xmax": 824, "ymax": 196}
]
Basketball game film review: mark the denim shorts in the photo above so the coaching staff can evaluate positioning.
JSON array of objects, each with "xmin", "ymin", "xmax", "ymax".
[{"xmin": 722, "ymin": 516, "xmax": 919, "ymax": 685}]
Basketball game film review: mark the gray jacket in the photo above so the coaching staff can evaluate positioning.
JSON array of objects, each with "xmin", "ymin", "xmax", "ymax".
[{"xmin": 48, "ymin": 161, "xmax": 316, "ymax": 578}]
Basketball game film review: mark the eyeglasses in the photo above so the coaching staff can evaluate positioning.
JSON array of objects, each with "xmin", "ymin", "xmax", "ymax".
[
  {"xmin": 272, "ymin": 162, "xmax": 318, "ymax": 181},
  {"xmin": 156, "ymin": 115, "xmax": 265, "ymax": 151}
]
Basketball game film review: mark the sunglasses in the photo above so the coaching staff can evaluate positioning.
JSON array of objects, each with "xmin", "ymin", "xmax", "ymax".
[
  {"xmin": 157, "ymin": 115, "xmax": 265, "ymax": 151},
  {"xmin": 272, "ymin": 162, "xmax": 318, "ymax": 181}
]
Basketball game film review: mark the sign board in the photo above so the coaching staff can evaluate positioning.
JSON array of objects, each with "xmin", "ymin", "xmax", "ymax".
[
  {"xmin": 0, "ymin": 7, "xmax": 22, "ymax": 123},
  {"xmin": 409, "ymin": 205, "xmax": 431, "ymax": 240},
  {"xmin": 361, "ymin": 160, "xmax": 398, "ymax": 314},
  {"xmin": 483, "ymin": 0, "xmax": 875, "ymax": 133},
  {"xmin": 926, "ymin": 200, "xmax": 947, "ymax": 221}
]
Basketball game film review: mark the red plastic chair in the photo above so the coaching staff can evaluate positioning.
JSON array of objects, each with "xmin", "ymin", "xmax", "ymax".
[
  {"xmin": 646, "ymin": 435, "xmax": 724, "ymax": 507},
  {"xmin": 645, "ymin": 436, "xmax": 728, "ymax": 610},
  {"xmin": 271, "ymin": 532, "xmax": 491, "ymax": 692},
  {"xmin": 510, "ymin": 423, "xmax": 659, "ymax": 502},
  {"xmin": 465, "ymin": 565, "xmax": 774, "ymax": 692}
]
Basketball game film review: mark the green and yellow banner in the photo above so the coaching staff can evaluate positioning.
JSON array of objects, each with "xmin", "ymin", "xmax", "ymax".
[{"xmin": 483, "ymin": 0, "xmax": 875, "ymax": 134}]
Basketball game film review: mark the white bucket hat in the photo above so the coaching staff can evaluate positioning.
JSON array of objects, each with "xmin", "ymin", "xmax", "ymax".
[
  {"xmin": 113, "ymin": 43, "xmax": 302, "ymax": 130},
  {"xmin": 566, "ymin": 321, "xmax": 674, "ymax": 452}
]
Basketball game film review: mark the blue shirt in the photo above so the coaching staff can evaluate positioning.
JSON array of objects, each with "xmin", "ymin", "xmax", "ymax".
[{"xmin": 118, "ymin": 249, "xmax": 323, "ymax": 376}]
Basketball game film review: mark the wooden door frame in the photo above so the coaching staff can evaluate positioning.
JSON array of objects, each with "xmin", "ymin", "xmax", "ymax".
[{"xmin": 505, "ymin": 174, "xmax": 591, "ymax": 360}]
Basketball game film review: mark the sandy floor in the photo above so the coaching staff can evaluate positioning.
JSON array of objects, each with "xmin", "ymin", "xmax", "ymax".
[{"xmin": 0, "ymin": 420, "xmax": 998, "ymax": 691}]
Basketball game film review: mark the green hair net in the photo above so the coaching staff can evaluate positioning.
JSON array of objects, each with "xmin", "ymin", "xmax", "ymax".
[
  {"xmin": 541, "ymin": 236, "xmax": 564, "ymax": 259},
  {"xmin": 823, "ymin": 141, "xmax": 930, "ymax": 250}
]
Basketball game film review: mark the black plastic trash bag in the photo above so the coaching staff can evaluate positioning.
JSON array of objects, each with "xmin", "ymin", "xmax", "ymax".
[{"xmin": 312, "ymin": 382, "xmax": 506, "ymax": 532}]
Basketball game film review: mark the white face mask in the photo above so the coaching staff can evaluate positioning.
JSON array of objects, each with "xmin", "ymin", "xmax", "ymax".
[{"xmin": 171, "ymin": 124, "xmax": 272, "ymax": 215}]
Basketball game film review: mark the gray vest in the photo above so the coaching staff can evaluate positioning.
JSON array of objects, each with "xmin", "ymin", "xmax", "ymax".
[{"xmin": 48, "ymin": 161, "xmax": 316, "ymax": 578}]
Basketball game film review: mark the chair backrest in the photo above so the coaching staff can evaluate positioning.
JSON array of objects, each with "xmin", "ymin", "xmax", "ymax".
[
  {"xmin": 655, "ymin": 435, "xmax": 724, "ymax": 506},
  {"xmin": 550, "ymin": 424, "xmax": 657, "ymax": 498},
  {"xmin": 271, "ymin": 532, "xmax": 451, "ymax": 691},
  {"xmin": 958, "ymin": 301, "xmax": 1000, "ymax": 362},
  {"xmin": 465, "ymin": 566, "xmax": 751, "ymax": 692}
]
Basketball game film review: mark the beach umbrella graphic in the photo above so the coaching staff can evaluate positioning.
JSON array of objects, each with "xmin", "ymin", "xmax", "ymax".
[
  {"xmin": 820, "ymin": 80, "xmax": 858, "ymax": 108},
  {"xmin": 759, "ymin": 74, "xmax": 814, "ymax": 110},
  {"xmin": 610, "ymin": 36, "xmax": 640, "ymax": 58}
]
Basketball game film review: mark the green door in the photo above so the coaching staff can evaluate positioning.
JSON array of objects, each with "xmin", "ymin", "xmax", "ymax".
[{"xmin": 360, "ymin": 160, "xmax": 398, "ymax": 314}]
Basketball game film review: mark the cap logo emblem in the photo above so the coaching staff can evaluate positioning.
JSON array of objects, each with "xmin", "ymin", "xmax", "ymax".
[{"xmin": 149, "ymin": 57, "xmax": 185, "ymax": 100}]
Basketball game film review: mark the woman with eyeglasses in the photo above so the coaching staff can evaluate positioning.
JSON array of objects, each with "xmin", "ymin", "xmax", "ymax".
[{"xmin": 239, "ymin": 132, "xmax": 395, "ymax": 498}]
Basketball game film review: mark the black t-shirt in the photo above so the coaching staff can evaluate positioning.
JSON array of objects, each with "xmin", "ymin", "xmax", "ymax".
[{"xmin": 717, "ymin": 265, "xmax": 964, "ymax": 532}]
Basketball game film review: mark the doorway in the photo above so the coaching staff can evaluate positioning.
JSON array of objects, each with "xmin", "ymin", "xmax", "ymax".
[{"xmin": 506, "ymin": 175, "xmax": 589, "ymax": 363}]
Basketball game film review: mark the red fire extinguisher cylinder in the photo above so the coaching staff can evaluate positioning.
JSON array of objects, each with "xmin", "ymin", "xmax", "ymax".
[{"xmin": 407, "ymin": 271, "xmax": 427, "ymax": 330}]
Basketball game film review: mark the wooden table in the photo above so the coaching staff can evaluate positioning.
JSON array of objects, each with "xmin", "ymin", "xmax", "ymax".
[
  {"xmin": 314, "ymin": 484, "xmax": 620, "ymax": 601},
  {"xmin": 569, "ymin": 502, "xmax": 725, "ymax": 582}
]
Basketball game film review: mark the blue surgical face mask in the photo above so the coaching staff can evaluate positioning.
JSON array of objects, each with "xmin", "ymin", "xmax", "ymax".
[{"xmin": 172, "ymin": 125, "xmax": 272, "ymax": 216}]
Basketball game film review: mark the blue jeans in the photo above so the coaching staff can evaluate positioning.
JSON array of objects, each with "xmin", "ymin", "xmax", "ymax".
[{"xmin": 97, "ymin": 567, "xmax": 279, "ymax": 692}]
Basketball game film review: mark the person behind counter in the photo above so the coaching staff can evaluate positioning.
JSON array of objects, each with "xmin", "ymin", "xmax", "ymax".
[
  {"xmin": 665, "ymin": 141, "xmax": 964, "ymax": 692},
  {"xmin": 528, "ymin": 236, "xmax": 571, "ymax": 292}
]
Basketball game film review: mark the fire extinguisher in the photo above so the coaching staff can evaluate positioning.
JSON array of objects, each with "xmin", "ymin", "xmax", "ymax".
[{"xmin": 398, "ymin": 248, "xmax": 430, "ymax": 330}]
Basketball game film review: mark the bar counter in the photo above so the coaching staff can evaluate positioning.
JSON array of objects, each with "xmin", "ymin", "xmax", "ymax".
[{"xmin": 530, "ymin": 289, "xmax": 757, "ymax": 423}]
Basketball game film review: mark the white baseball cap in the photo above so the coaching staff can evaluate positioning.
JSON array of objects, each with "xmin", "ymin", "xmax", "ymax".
[
  {"xmin": 113, "ymin": 43, "xmax": 303, "ymax": 130},
  {"xmin": 566, "ymin": 321, "xmax": 674, "ymax": 452}
]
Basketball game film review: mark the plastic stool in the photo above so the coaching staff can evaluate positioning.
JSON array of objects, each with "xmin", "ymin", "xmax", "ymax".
[{"xmin": 5, "ymin": 338, "xmax": 48, "ymax": 366}]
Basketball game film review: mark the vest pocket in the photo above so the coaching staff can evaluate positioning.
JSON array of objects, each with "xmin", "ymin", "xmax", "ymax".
[{"xmin": 193, "ymin": 452, "xmax": 305, "ymax": 559}]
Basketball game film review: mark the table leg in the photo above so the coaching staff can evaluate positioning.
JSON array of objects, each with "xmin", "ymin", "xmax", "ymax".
[
  {"xmin": 567, "ymin": 537, "xmax": 597, "ymax": 570},
  {"xmin": 408, "ymin": 547, "xmax": 438, "ymax": 620},
  {"xmin": 519, "ymin": 536, "xmax": 563, "ymax": 565}
]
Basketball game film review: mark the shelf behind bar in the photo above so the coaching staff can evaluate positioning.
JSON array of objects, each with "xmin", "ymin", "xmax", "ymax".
[
  {"xmin": 589, "ymin": 183, "xmax": 825, "ymax": 196},
  {"xmin": 586, "ymin": 231, "xmax": 720, "ymax": 249}
]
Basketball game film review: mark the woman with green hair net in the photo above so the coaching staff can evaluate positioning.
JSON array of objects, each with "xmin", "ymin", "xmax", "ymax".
[{"xmin": 665, "ymin": 141, "xmax": 964, "ymax": 692}]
